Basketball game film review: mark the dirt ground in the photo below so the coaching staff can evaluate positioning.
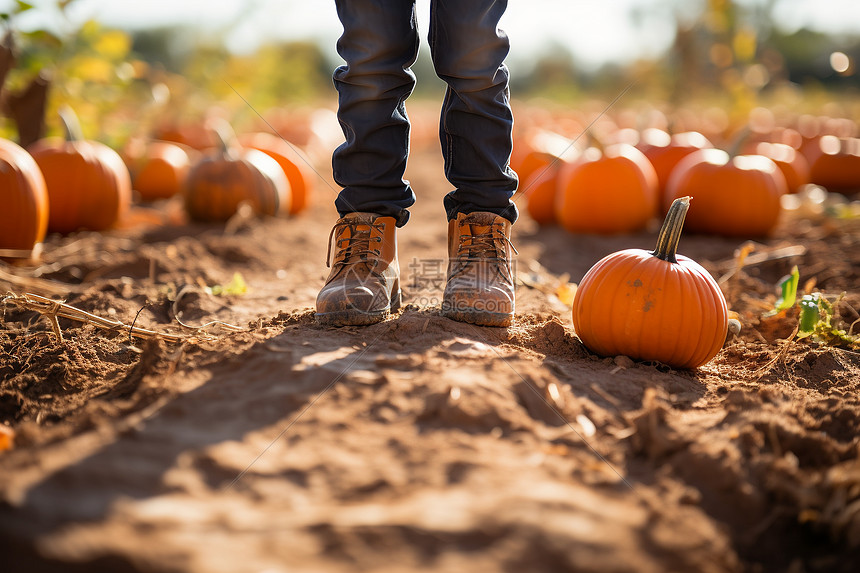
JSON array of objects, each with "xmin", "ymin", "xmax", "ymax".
[{"xmin": 1, "ymin": 120, "xmax": 860, "ymax": 572}]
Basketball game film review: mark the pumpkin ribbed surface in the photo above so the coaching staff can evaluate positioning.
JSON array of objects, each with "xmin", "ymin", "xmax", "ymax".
[
  {"xmin": 28, "ymin": 109, "xmax": 131, "ymax": 234},
  {"xmin": 183, "ymin": 119, "xmax": 288, "ymax": 223},
  {"xmin": 556, "ymin": 144, "xmax": 658, "ymax": 234},
  {"xmin": 572, "ymin": 197, "xmax": 729, "ymax": 369},
  {"xmin": 0, "ymin": 138, "xmax": 49, "ymax": 252},
  {"xmin": 239, "ymin": 132, "xmax": 312, "ymax": 215},
  {"xmin": 665, "ymin": 149, "xmax": 786, "ymax": 237},
  {"xmin": 523, "ymin": 163, "xmax": 560, "ymax": 225},
  {"xmin": 29, "ymin": 138, "xmax": 131, "ymax": 234},
  {"xmin": 134, "ymin": 141, "xmax": 191, "ymax": 201},
  {"xmin": 184, "ymin": 149, "xmax": 286, "ymax": 222}
]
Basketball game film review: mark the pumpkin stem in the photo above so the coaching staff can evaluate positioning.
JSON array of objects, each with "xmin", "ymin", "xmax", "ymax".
[
  {"xmin": 207, "ymin": 117, "xmax": 239, "ymax": 158},
  {"xmin": 727, "ymin": 125, "xmax": 752, "ymax": 158},
  {"xmin": 652, "ymin": 196, "xmax": 691, "ymax": 263},
  {"xmin": 584, "ymin": 129, "xmax": 604, "ymax": 153},
  {"xmin": 58, "ymin": 106, "xmax": 84, "ymax": 143}
]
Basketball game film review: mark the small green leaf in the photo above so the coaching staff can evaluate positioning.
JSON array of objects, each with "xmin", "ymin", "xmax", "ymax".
[
  {"xmin": 14, "ymin": 1, "xmax": 34, "ymax": 13},
  {"xmin": 765, "ymin": 265, "xmax": 800, "ymax": 317},
  {"xmin": 798, "ymin": 294, "xmax": 820, "ymax": 336},
  {"xmin": 208, "ymin": 272, "xmax": 248, "ymax": 297},
  {"xmin": 774, "ymin": 265, "xmax": 799, "ymax": 312},
  {"xmin": 796, "ymin": 292, "xmax": 860, "ymax": 348}
]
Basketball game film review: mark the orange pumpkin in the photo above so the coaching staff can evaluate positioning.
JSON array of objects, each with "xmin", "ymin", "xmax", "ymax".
[
  {"xmin": 572, "ymin": 196, "xmax": 729, "ymax": 369},
  {"xmin": 132, "ymin": 141, "xmax": 192, "ymax": 202},
  {"xmin": 753, "ymin": 141, "xmax": 810, "ymax": 194},
  {"xmin": 664, "ymin": 149, "xmax": 787, "ymax": 237},
  {"xmin": 0, "ymin": 138, "xmax": 49, "ymax": 255},
  {"xmin": 523, "ymin": 162, "xmax": 561, "ymax": 225},
  {"xmin": 511, "ymin": 128, "xmax": 578, "ymax": 195},
  {"xmin": 28, "ymin": 108, "xmax": 131, "ymax": 234},
  {"xmin": 512, "ymin": 147, "xmax": 555, "ymax": 194},
  {"xmin": 152, "ymin": 121, "xmax": 213, "ymax": 151},
  {"xmin": 556, "ymin": 143, "xmax": 658, "ymax": 234},
  {"xmin": 0, "ymin": 424, "xmax": 14, "ymax": 452},
  {"xmin": 238, "ymin": 132, "xmax": 314, "ymax": 215},
  {"xmin": 636, "ymin": 128, "xmax": 713, "ymax": 209},
  {"xmin": 807, "ymin": 136, "xmax": 860, "ymax": 193},
  {"xmin": 522, "ymin": 148, "xmax": 582, "ymax": 226},
  {"xmin": 184, "ymin": 121, "xmax": 289, "ymax": 222}
]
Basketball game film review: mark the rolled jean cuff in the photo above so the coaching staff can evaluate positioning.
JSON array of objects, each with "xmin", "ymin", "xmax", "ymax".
[
  {"xmin": 444, "ymin": 191, "xmax": 519, "ymax": 225},
  {"xmin": 335, "ymin": 193, "xmax": 412, "ymax": 227}
]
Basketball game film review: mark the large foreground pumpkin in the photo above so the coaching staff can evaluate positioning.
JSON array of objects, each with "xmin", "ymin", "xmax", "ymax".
[
  {"xmin": 28, "ymin": 108, "xmax": 131, "ymax": 234},
  {"xmin": 0, "ymin": 138, "xmax": 49, "ymax": 255},
  {"xmin": 572, "ymin": 196, "xmax": 729, "ymax": 369}
]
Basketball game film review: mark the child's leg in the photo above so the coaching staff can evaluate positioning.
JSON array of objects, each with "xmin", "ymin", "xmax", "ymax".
[
  {"xmin": 332, "ymin": 0, "xmax": 420, "ymax": 227},
  {"xmin": 429, "ymin": 0, "xmax": 519, "ymax": 224}
]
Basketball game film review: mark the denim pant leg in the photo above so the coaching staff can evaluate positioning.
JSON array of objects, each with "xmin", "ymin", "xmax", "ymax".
[
  {"xmin": 332, "ymin": 0, "xmax": 419, "ymax": 227},
  {"xmin": 429, "ymin": 0, "xmax": 519, "ymax": 224}
]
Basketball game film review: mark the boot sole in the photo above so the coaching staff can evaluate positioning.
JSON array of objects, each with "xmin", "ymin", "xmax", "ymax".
[
  {"xmin": 315, "ymin": 290, "xmax": 402, "ymax": 327},
  {"xmin": 441, "ymin": 308, "xmax": 513, "ymax": 328}
]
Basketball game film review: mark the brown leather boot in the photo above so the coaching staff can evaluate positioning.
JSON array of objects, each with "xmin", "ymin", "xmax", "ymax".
[
  {"xmin": 442, "ymin": 211, "xmax": 517, "ymax": 327},
  {"xmin": 315, "ymin": 212, "xmax": 401, "ymax": 326}
]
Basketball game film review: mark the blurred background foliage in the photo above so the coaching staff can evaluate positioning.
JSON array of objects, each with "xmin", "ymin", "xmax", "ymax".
[{"xmin": 0, "ymin": 0, "xmax": 857, "ymax": 148}]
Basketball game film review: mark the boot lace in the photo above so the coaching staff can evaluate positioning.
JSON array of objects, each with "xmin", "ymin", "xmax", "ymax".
[
  {"xmin": 326, "ymin": 220, "xmax": 385, "ymax": 270},
  {"xmin": 456, "ymin": 222, "xmax": 519, "ymax": 262},
  {"xmin": 452, "ymin": 222, "xmax": 519, "ymax": 284}
]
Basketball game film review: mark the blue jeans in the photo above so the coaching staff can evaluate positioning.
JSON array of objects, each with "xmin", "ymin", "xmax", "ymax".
[{"xmin": 332, "ymin": 0, "xmax": 519, "ymax": 227}]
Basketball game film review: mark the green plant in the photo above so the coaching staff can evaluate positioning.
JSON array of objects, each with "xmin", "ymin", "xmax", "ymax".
[
  {"xmin": 767, "ymin": 265, "xmax": 799, "ymax": 315},
  {"xmin": 207, "ymin": 272, "xmax": 248, "ymax": 297},
  {"xmin": 797, "ymin": 293, "xmax": 859, "ymax": 349},
  {"xmin": 765, "ymin": 266, "xmax": 859, "ymax": 349}
]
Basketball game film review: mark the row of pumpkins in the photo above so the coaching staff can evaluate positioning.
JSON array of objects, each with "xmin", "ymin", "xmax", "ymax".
[
  {"xmin": 0, "ymin": 109, "xmax": 315, "ymax": 256},
  {"xmin": 513, "ymin": 122, "xmax": 860, "ymax": 237}
]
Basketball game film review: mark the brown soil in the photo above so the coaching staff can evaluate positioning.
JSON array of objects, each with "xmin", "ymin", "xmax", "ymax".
[{"xmin": 1, "ymin": 137, "xmax": 859, "ymax": 573}]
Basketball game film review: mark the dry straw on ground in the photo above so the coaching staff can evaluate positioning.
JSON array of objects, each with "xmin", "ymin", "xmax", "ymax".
[{"xmin": 1, "ymin": 291, "xmax": 244, "ymax": 344}]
